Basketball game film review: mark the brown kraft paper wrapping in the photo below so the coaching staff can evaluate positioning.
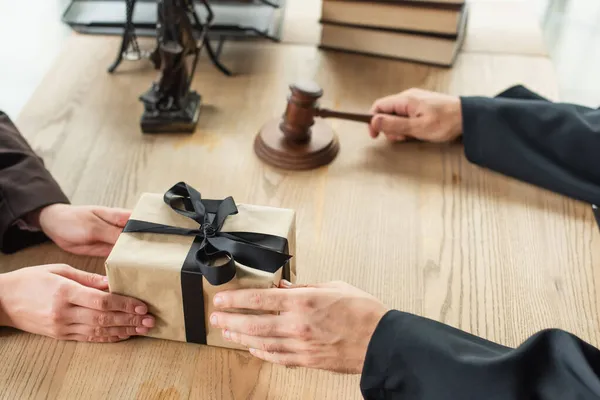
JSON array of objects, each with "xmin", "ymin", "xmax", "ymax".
[{"xmin": 105, "ymin": 192, "xmax": 296, "ymax": 351}]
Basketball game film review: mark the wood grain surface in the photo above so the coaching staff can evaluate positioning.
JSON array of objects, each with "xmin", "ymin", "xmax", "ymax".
[{"xmin": 1, "ymin": 34, "xmax": 599, "ymax": 400}]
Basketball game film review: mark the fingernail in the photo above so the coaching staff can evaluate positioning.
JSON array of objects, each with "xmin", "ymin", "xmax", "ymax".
[
  {"xmin": 249, "ymin": 348, "xmax": 257, "ymax": 355},
  {"xmin": 135, "ymin": 306, "xmax": 147, "ymax": 315},
  {"xmin": 119, "ymin": 335, "xmax": 130, "ymax": 340},
  {"xmin": 210, "ymin": 314, "xmax": 218, "ymax": 326},
  {"xmin": 280, "ymin": 279, "xmax": 292, "ymax": 288},
  {"xmin": 135, "ymin": 327, "xmax": 148, "ymax": 334},
  {"xmin": 373, "ymin": 116, "xmax": 381, "ymax": 132},
  {"xmin": 102, "ymin": 276, "xmax": 109, "ymax": 283},
  {"xmin": 142, "ymin": 318, "xmax": 154, "ymax": 327},
  {"xmin": 213, "ymin": 295, "xmax": 223, "ymax": 306},
  {"xmin": 223, "ymin": 329, "xmax": 230, "ymax": 339}
]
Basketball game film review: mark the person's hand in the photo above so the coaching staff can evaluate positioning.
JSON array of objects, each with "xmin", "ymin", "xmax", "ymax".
[
  {"xmin": 368, "ymin": 88, "xmax": 463, "ymax": 143},
  {"xmin": 0, "ymin": 264, "xmax": 154, "ymax": 342},
  {"xmin": 210, "ymin": 280, "xmax": 389, "ymax": 374},
  {"xmin": 26, "ymin": 204, "xmax": 131, "ymax": 257}
]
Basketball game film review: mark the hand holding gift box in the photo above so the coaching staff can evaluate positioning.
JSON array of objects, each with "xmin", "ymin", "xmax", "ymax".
[{"xmin": 105, "ymin": 182, "xmax": 296, "ymax": 350}]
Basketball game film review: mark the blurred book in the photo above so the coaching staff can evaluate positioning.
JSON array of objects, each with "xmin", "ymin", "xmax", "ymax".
[
  {"xmin": 319, "ymin": 1, "xmax": 468, "ymax": 66},
  {"xmin": 364, "ymin": 0, "xmax": 464, "ymax": 4},
  {"xmin": 321, "ymin": 1, "xmax": 463, "ymax": 35}
]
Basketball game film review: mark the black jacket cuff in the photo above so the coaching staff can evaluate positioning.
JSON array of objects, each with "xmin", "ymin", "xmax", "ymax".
[
  {"xmin": 0, "ymin": 171, "xmax": 70, "ymax": 254},
  {"xmin": 0, "ymin": 186, "xmax": 69, "ymax": 254},
  {"xmin": 360, "ymin": 310, "xmax": 400, "ymax": 397},
  {"xmin": 360, "ymin": 310, "xmax": 510, "ymax": 399},
  {"xmin": 458, "ymin": 95, "xmax": 600, "ymax": 205},
  {"xmin": 0, "ymin": 110, "xmax": 70, "ymax": 253}
]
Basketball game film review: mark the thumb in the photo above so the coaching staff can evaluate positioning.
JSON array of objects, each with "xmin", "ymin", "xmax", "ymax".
[
  {"xmin": 49, "ymin": 264, "xmax": 109, "ymax": 290},
  {"xmin": 278, "ymin": 280, "xmax": 348, "ymax": 290},
  {"xmin": 93, "ymin": 207, "xmax": 132, "ymax": 228},
  {"xmin": 91, "ymin": 207, "xmax": 131, "ymax": 244},
  {"xmin": 93, "ymin": 223, "xmax": 123, "ymax": 245},
  {"xmin": 371, "ymin": 114, "xmax": 414, "ymax": 141},
  {"xmin": 278, "ymin": 279, "xmax": 312, "ymax": 289}
]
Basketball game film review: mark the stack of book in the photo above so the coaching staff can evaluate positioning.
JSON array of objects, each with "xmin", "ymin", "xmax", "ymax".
[{"xmin": 318, "ymin": 0, "xmax": 468, "ymax": 66}]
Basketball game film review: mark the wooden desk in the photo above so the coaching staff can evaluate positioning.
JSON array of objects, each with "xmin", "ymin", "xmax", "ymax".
[{"xmin": 1, "ymin": 35, "xmax": 599, "ymax": 400}]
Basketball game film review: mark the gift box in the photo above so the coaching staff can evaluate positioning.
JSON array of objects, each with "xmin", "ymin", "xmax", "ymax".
[{"xmin": 105, "ymin": 182, "xmax": 296, "ymax": 350}]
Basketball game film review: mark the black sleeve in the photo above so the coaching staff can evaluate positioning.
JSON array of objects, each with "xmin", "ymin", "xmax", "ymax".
[
  {"xmin": 0, "ymin": 111, "xmax": 69, "ymax": 253},
  {"xmin": 360, "ymin": 310, "xmax": 600, "ymax": 399},
  {"xmin": 460, "ymin": 86, "xmax": 600, "ymax": 205}
]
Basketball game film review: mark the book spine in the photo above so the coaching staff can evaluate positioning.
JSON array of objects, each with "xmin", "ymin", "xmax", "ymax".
[
  {"xmin": 322, "ymin": 0, "xmax": 464, "ymax": 8},
  {"xmin": 318, "ymin": 20, "xmax": 460, "ymax": 40}
]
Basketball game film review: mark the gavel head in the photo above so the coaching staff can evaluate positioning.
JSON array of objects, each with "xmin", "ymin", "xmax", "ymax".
[{"xmin": 279, "ymin": 81, "xmax": 323, "ymax": 143}]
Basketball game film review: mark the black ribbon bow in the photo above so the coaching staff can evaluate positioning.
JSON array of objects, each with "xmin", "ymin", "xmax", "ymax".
[{"xmin": 123, "ymin": 182, "xmax": 292, "ymax": 286}]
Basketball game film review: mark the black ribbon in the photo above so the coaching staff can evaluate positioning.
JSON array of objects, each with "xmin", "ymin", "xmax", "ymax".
[{"xmin": 123, "ymin": 182, "xmax": 292, "ymax": 343}]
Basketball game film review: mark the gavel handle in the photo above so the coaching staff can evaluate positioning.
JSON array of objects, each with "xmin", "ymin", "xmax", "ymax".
[{"xmin": 315, "ymin": 108, "xmax": 373, "ymax": 123}]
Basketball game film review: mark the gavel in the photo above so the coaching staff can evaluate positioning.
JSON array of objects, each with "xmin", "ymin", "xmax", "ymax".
[
  {"xmin": 279, "ymin": 81, "xmax": 373, "ymax": 143},
  {"xmin": 254, "ymin": 80, "xmax": 374, "ymax": 170}
]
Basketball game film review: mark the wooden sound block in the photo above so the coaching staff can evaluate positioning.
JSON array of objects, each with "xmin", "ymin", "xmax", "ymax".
[{"xmin": 254, "ymin": 118, "xmax": 340, "ymax": 170}]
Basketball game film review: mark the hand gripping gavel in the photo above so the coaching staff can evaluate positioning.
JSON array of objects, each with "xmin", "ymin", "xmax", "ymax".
[{"xmin": 254, "ymin": 81, "xmax": 374, "ymax": 170}]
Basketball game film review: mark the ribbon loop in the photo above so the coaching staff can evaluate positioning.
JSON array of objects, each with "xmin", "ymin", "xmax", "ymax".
[{"xmin": 202, "ymin": 223, "xmax": 216, "ymax": 238}]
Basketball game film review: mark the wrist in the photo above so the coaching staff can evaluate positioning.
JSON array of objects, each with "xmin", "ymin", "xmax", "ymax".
[
  {"xmin": 36, "ymin": 204, "xmax": 64, "ymax": 234},
  {"xmin": 0, "ymin": 273, "xmax": 14, "ymax": 327},
  {"xmin": 447, "ymin": 97, "xmax": 463, "ymax": 141},
  {"xmin": 356, "ymin": 304, "xmax": 389, "ymax": 373}
]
